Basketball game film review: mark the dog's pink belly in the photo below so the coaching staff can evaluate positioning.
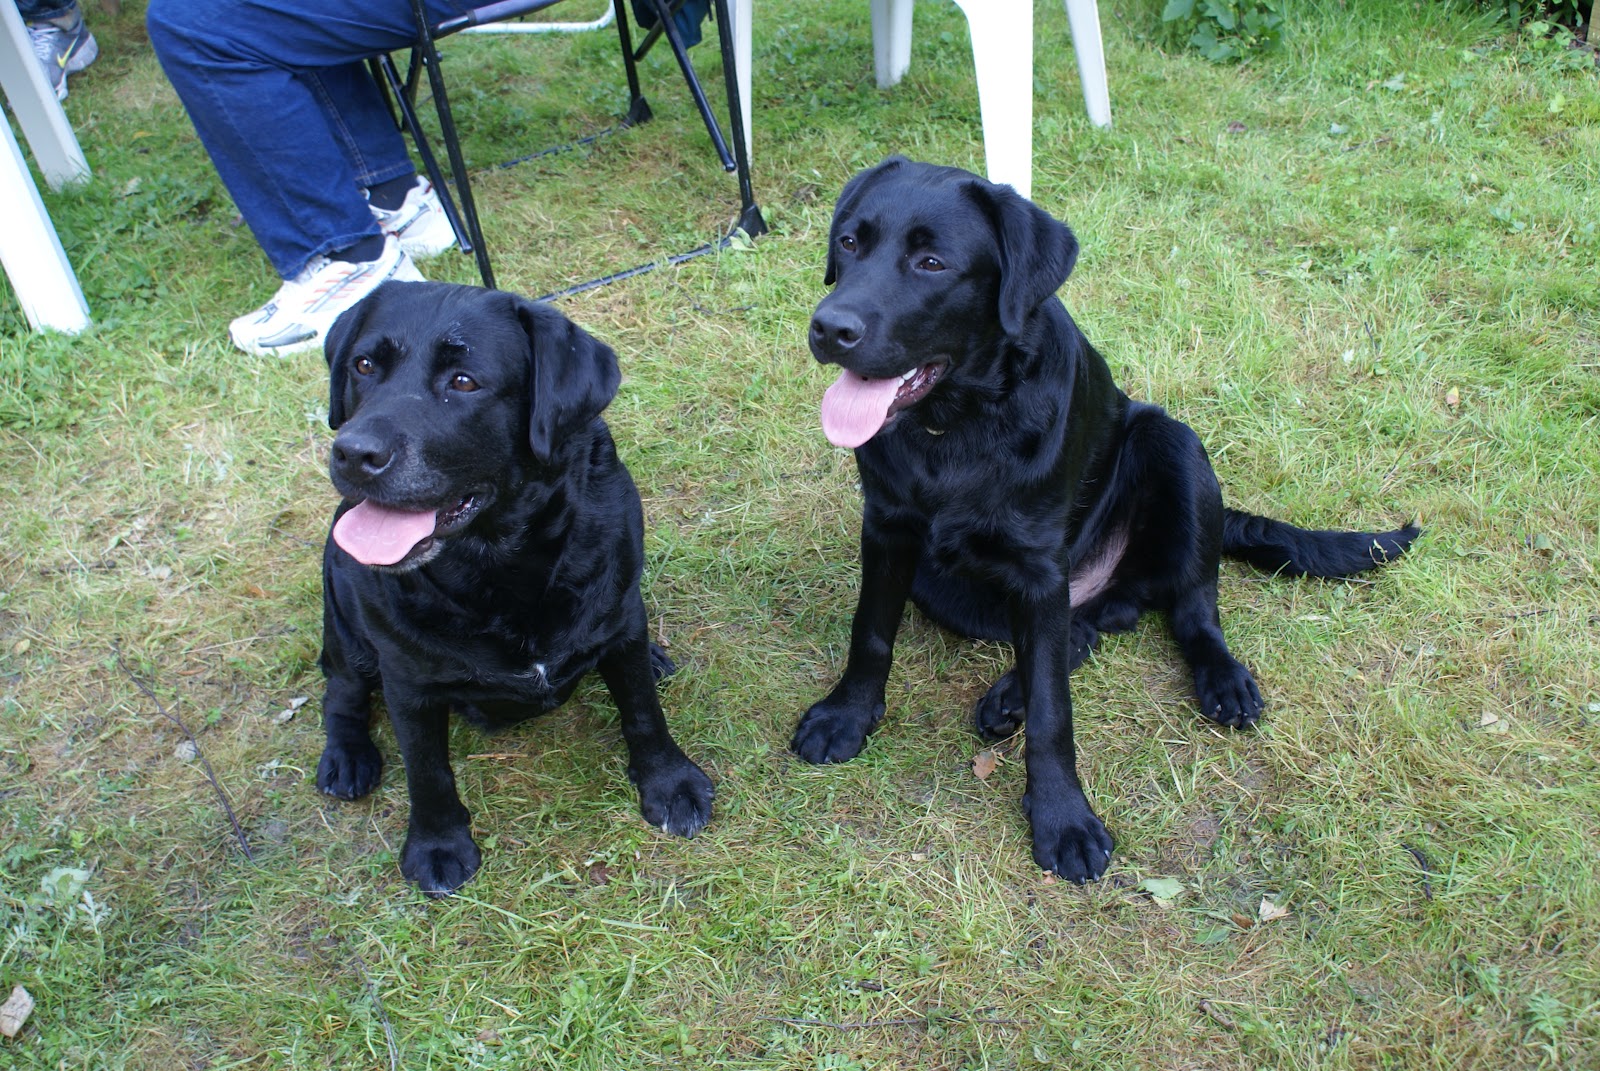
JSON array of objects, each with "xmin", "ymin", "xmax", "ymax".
[{"xmin": 1068, "ymin": 529, "xmax": 1127, "ymax": 607}]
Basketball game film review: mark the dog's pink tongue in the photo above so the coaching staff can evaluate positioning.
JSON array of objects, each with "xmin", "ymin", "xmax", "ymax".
[
  {"xmin": 821, "ymin": 369, "xmax": 902, "ymax": 448},
  {"xmin": 333, "ymin": 501, "xmax": 437, "ymax": 566}
]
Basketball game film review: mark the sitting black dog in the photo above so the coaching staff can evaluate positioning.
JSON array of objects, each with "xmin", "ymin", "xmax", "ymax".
[
  {"xmin": 793, "ymin": 158, "xmax": 1417, "ymax": 882},
  {"xmin": 314, "ymin": 281, "xmax": 713, "ymax": 896}
]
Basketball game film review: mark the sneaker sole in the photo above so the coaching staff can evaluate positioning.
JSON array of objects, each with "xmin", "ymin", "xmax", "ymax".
[{"xmin": 231, "ymin": 253, "xmax": 425, "ymax": 357}]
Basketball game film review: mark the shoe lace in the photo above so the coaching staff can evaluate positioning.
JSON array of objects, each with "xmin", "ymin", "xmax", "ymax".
[{"xmin": 28, "ymin": 24, "xmax": 62, "ymax": 65}]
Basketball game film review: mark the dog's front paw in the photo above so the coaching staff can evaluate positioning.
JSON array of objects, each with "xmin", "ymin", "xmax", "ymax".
[
  {"xmin": 1194, "ymin": 658, "xmax": 1264, "ymax": 729},
  {"xmin": 400, "ymin": 825, "xmax": 482, "ymax": 897},
  {"xmin": 316, "ymin": 736, "xmax": 382, "ymax": 800},
  {"xmin": 791, "ymin": 698, "xmax": 884, "ymax": 764},
  {"xmin": 634, "ymin": 758, "xmax": 714, "ymax": 838},
  {"xmin": 1023, "ymin": 791, "xmax": 1114, "ymax": 884},
  {"xmin": 974, "ymin": 671, "xmax": 1024, "ymax": 741}
]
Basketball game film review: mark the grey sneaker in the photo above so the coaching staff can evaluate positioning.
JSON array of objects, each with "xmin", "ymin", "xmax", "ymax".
[
  {"xmin": 28, "ymin": 8, "xmax": 98, "ymax": 102},
  {"xmin": 228, "ymin": 236, "xmax": 424, "ymax": 357}
]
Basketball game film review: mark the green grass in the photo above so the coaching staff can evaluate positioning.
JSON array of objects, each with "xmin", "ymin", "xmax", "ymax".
[{"xmin": 3, "ymin": 1, "xmax": 1598, "ymax": 1067}]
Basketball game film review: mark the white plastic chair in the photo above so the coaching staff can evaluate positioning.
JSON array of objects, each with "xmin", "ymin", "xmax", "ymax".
[
  {"xmin": 872, "ymin": 0, "xmax": 1109, "ymax": 200},
  {"xmin": 0, "ymin": 0, "xmax": 91, "ymax": 333},
  {"xmin": 725, "ymin": 0, "xmax": 1107, "ymax": 201}
]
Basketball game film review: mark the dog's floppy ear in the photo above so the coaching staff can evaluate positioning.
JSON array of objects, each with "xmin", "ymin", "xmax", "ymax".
[
  {"xmin": 512, "ymin": 296, "xmax": 621, "ymax": 464},
  {"xmin": 968, "ymin": 180, "xmax": 1080, "ymax": 336},
  {"xmin": 324, "ymin": 292, "xmax": 376, "ymax": 429},
  {"xmin": 824, "ymin": 155, "xmax": 909, "ymax": 286}
]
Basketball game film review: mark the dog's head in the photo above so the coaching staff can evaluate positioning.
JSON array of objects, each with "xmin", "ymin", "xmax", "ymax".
[
  {"xmin": 323, "ymin": 281, "xmax": 620, "ymax": 569},
  {"xmin": 813, "ymin": 157, "xmax": 1079, "ymax": 447}
]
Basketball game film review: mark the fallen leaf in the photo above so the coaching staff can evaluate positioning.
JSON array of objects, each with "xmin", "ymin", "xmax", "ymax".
[
  {"xmin": 1139, "ymin": 877, "xmax": 1186, "ymax": 906},
  {"xmin": 1040, "ymin": 872, "xmax": 1057, "ymax": 885},
  {"xmin": 275, "ymin": 696, "xmax": 310, "ymax": 723},
  {"xmin": 1258, "ymin": 897, "xmax": 1291, "ymax": 923},
  {"xmin": 1445, "ymin": 387, "xmax": 1460, "ymax": 410},
  {"xmin": 1231, "ymin": 912, "xmax": 1256, "ymax": 929},
  {"xmin": 0, "ymin": 984, "xmax": 34, "ymax": 1038},
  {"xmin": 1530, "ymin": 533, "xmax": 1555, "ymax": 556},
  {"xmin": 174, "ymin": 739, "xmax": 199, "ymax": 761},
  {"xmin": 972, "ymin": 750, "xmax": 999, "ymax": 780},
  {"xmin": 1479, "ymin": 711, "xmax": 1499, "ymax": 727},
  {"xmin": 243, "ymin": 583, "xmax": 270, "ymax": 599}
]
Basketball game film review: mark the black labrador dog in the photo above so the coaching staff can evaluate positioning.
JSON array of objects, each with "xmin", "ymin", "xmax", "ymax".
[
  {"xmin": 794, "ymin": 158, "xmax": 1417, "ymax": 882},
  {"xmin": 314, "ymin": 280, "xmax": 713, "ymax": 896}
]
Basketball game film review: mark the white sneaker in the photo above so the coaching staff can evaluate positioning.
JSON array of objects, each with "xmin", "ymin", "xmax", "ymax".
[
  {"xmin": 368, "ymin": 178, "xmax": 458, "ymax": 259},
  {"xmin": 228, "ymin": 236, "xmax": 424, "ymax": 357}
]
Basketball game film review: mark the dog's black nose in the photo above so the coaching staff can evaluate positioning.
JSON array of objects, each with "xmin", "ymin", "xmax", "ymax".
[
  {"xmin": 810, "ymin": 307, "xmax": 865, "ymax": 355},
  {"xmin": 331, "ymin": 431, "xmax": 394, "ymax": 479}
]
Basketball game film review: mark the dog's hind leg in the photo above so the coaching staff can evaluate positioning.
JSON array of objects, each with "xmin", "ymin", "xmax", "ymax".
[
  {"xmin": 1108, "ymin": 405, "xmax": 1265, "ymax": 728},
  {"xmin": 973, "ymin": 611, "xmax": 1101, "ymax": 740},
  {"xmin": 1169, "ymin": 579, "xmax": 1263, "ymax": 729},
  {"xmin": 648, "ymin": 642, "xmax": 677, "ymax": 682}
]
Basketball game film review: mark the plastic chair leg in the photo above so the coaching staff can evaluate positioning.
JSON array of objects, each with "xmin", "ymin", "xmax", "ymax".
[
  {"xmin": 871, "ymin": 0, "xmax": 913, "ymax": 88},
  {"xmin": 731, "ymin": 0, "xmax": 752, "ymax": 161},
  {"xmin": 955, "ymin": 0, "xmax": 1033, "ymax": 198},
  {"xmin": 0, "ymin": 116, "xmax": 89, "ymax": 332},
  {"xmin": 1065, "ymin": 0, "xmax": 1111, "ymax": 128},
  {"xmin": 0, "ymin": 2, "xmax": 89, "ymax": 190}
]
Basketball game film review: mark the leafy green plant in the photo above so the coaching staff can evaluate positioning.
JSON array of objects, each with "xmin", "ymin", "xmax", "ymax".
[
  {"xmin": 1482, "ymin": 0, "xmax": 1588, "ymax": 29},
  {"xmin": 1162, "ymin": 0, "xmax": 1286, "ymax": 62}
]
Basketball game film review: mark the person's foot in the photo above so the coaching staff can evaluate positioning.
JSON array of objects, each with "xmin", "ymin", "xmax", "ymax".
[
  {"xmin": 228, "ymin": 236, "xmax": 423, "ymax": 357},
  {"xmin": 368, "ymin": 178, "xmax": 457, "ymax": 259},
  {"xmin": 28, "ymin": 7, "xmax": 98, "ymax": 102}
]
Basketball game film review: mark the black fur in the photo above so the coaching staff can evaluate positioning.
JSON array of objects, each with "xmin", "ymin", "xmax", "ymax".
[
  {"xmin": 793, "ymin": 159, "xmax": 1417, "ymax": 883},
  {"xmin": 316, "ymin": 281, "xmax": 712, "ymax": 897}
]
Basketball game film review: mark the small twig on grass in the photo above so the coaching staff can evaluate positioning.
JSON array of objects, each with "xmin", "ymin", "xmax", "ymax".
[
  {"xmin": 1490, "ymin": 608, "xmax": 1557, "ymax": 622},
  {"xmin": 1405, "ymin": 844, "xmax": 1434, "ymax": 902},
  {"xmin": 1198, "ymin": 999, "xmax": 1237, "ymax": 1031},
  {"xmin": 759, "ymin": 1013, "xmax": 1020, "ymax": 1031},
  {"xmin": 115, "ymin": 647, "xmax": 255, "ymax": 864},
  {"xmin": 353, "ymin": 954, "xmax": 401, "ymax": 1071}
]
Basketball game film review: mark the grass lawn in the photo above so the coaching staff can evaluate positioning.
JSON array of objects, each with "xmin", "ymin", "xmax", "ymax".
[{"xmin": 3, "ymin": 0, "xmax": 1598, "ymax": 1067}]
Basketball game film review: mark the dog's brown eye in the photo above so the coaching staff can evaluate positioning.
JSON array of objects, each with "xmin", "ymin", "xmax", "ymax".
[
  {"xmin": 354, "ymin": 357, "xmax": 376, "ymax": 376},
  {"xmin": 839, "ymin": 235, "xmax": 857, "ymax": 252},
  {"xmin": 450, "ymin": 373, "xmax": 480, "ymax": 393},
  {"xmin": 917, "ymin": 256, "xmax": 946, "ymax": 272}
]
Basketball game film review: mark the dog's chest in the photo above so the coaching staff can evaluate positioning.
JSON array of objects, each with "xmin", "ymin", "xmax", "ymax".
[
  {"xmin": 860, "ymin": 433, "xmax": 1075, "ymax": 596},
  {"xmin": 371, "ymin": 577, "xmax": 611, "ymax": 713}
]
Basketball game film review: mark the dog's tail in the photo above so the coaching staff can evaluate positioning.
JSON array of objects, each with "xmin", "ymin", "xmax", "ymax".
[{"xmin": 1222, "ymin": 509, "xmax": 1420, "ymax": 579}]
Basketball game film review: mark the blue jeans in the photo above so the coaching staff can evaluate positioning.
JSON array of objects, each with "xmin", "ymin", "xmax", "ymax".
[
  {"xmin": 146, "ymin": 0, "xmax": 466, "ymax": 279},
  {"xmin": 17, "ymin": 1, "xmax": 77, "ymax": 22}
]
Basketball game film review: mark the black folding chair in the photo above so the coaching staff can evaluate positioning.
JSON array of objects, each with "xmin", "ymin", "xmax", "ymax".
[{"xmin": 371, "ymin": 0, "xmax": 764, "ymax": 295}]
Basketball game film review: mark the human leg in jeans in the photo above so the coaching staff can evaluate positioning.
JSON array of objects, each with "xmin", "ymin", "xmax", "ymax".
[{"xmin": 145, "ymin": 0, "xmax": 458, "ymax": 355}]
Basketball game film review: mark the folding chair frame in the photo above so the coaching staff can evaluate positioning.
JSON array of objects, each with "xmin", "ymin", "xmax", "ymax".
[{"xmin": 371, "ymin": 0, "xmax": 764, "ymax": 296}]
